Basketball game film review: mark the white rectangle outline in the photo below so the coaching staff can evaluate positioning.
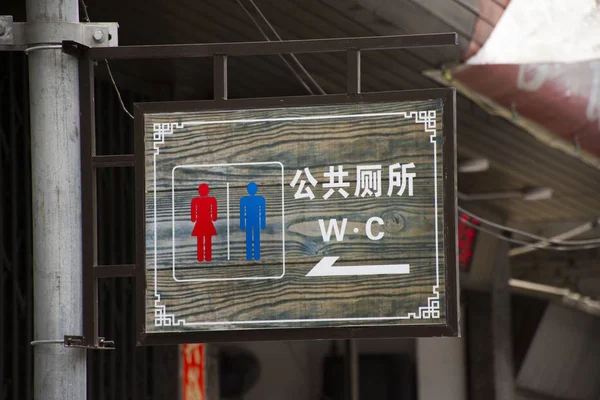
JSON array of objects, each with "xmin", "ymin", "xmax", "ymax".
[
  {"xmin": 151, "ymin": 109, "xmax": 441, "ymax": 327},
  {"xmin": 171, "ymin": 162, "xmax": 286, "ymax": 282}
]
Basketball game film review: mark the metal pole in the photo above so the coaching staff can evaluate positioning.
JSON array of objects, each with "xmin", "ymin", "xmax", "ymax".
[
  {"xmin": 345, "ymin": 339, "xmax": 359, "ymax": 400},
  {"xmin": 347, "ymin": 49, "xmax": 361, "ymax": 94},
  {"xmin": 25, "ymin": 0, "xmax": 86, "ymax": 398}
]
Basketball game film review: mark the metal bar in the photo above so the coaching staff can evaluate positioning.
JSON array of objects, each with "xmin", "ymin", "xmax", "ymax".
[
  {"xmin": 345, "ymin": 339, "xmax": 359, "ymax": 400},
  {"xmin": 93, "ymin": 264, "xmax": 136, "ymax": 278},
  {"xmin": 105, "ymin": 98, "xmax": 118, "ymax": 400},
  {"xmin": 109, "ymin": 278, "xmax": 117, "ymax": 399},
  {"xmin": 134, "ymin": 104, "xmax": 146, "ymax": 346},
  {"xmin": 61, "ymin": 40, "xmax": 90, "ymax": 58},
  {"xmin": 137, "ymin": 88, "xmax": 451, "ymax": 113},
  {"xmin": 443, "ymin": 89, "xmax": 460, "ymax": 336},
  {"xmin": 139, "ymin": 324, "xmax": 454, "ymax": 345},
  {"xmin": 92, "ymin": 154, "xmax": 135, "ymax": 167},
  {"xmin": 213, "ymin": 55, "xmax": 228, "ymax": 100},
  {"xmin": 80, "ymin": 55, "xmax": 100, "ymax": 347},
  {"xmin": 95, "ymin": 80, "xmax": 107, "ymax": 398},
  {"xmin": 84, "ymin": 33, "xmax": 458, "ymax": 60},
  {"xmin": 118, "ymin": 85, "xmax": 130, "ymax": 400},
  {"xmin": 347, "ymin": 49, "xmax": 361, "ymax": 94},
  {"xmin": 120, "ymin": 277, "xmax": 128, "ymax": 400}
]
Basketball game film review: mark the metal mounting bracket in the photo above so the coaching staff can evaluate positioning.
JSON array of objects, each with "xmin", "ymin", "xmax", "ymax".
[
  {"xmin": 0, "ymin": 15, "xmax": 118, "ymax": 51},
  {"xmin": 64, "ymin": 335, "xmax": 115, "ymax": 350}
]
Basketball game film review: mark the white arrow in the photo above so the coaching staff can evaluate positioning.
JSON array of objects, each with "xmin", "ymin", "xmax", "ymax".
[{"xmin": 306, "ymin": 256, "xmax": 410, "ymax": 277}]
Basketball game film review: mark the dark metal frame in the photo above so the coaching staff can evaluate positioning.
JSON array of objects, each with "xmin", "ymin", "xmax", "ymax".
[
  {"xmin": 135, "ymin": 88, "xmax": 457, "ymax": 346},
  {"xmin": 62, "ymin": 32, "xmax": 458, "ymax": 348}
]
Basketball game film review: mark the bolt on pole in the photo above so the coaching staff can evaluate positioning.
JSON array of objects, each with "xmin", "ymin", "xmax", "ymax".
[{"xmin": 25, "ymin": 0, "xmax": 87, "ymax": 398}]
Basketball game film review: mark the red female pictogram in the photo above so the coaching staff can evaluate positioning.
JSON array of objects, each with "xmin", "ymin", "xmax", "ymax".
[{"xmin": 191, "ymin": 183, "xmax": 217, "ymax": 262}]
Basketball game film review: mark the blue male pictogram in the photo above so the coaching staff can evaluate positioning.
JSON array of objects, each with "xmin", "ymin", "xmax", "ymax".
[{"xmin": 240, "ymin": 182, "xmax": 266, "ymax": 260}]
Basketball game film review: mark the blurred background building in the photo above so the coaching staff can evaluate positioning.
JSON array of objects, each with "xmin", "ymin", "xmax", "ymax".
[{"xmin": 1, "ymin": 0, "xmax": 599, "ymax": 399}]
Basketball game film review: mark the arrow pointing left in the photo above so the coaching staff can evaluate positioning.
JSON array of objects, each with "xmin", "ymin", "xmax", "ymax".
[{"xmin": 306, "ymin": 256, "xmax": 410, "ymax": 277}]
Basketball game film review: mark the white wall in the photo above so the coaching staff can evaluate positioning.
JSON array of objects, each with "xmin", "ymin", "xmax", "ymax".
[
  {"xmin": 517, "ymin": 304, "xmax": 600, "ymax": 400},
  {"xmin": 416, "ymin": 337, "xmax": 467, "ymax": 400},
  {"xmin": 232, "ymin": 338, "xmax": 415, "ymax": 400},
  {"xmin": 227, "ymin": 336, "xmax": 468, "ymax": 400},
  {"xmin": 238, "ymin": 341, "xmax": 315, "ymax": 400}
]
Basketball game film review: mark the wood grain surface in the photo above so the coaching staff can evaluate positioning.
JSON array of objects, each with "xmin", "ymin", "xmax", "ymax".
[{"xmin": 144, "ymin": 100, "xmax": 447, "ymax": 332}]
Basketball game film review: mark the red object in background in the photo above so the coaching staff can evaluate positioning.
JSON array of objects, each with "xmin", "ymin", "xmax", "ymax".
[
  {"xmin": 458, "ymin": 213, "xmax": 480, "ymax": 272},
  {"xmin": 183, "ymin": 344, "xmax": 205, "ymax": 400}
]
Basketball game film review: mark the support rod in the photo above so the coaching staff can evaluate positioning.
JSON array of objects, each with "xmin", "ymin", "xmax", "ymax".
[
  {"xmin": 345, "ymin": 339, "xmax": 359, "ymax": 400},
  {"xmin": 347, "ymin": 49, "xmax": 361, "ymax": 94},
  {"xmin": 80, "ymin": 56, "xmax": 99, "ymax": 347},
  {"xmin": 213, "ymin": 55, "xmax": 228, "ymax": 100},
  {"xmin": 26, "ymin": 0, "xmax": 87, "ymax": 398},
  {"xmin": 85, "ymin": 33, "xmax": 458, "ymax": 60}
]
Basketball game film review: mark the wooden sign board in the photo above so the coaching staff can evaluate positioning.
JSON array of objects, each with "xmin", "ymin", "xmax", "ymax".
[{"xmin": 135, "ymin": 89, "xmax": 457, "ymax": 344}]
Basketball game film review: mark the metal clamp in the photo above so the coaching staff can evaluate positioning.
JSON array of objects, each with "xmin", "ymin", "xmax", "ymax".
[
  {"xmin": 30, "ymin": 336, "xmax": 115, "ymax": 350},
  {"xmin": 64, "ymin": 335, "xmax": 115, "ymax": 350},
  {"xmin": 0, "ymin": 16, "xmax": 119, "ymax": 51}
]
